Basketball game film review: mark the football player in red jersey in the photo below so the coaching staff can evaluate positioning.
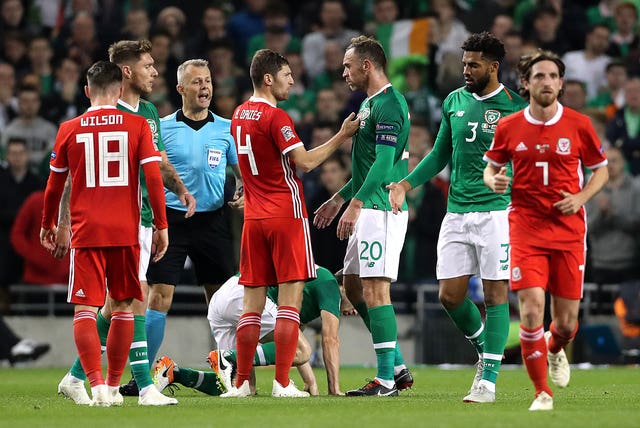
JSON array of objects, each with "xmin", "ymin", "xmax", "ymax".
[
  {"xmin": 40, "ymin": 61, "xmax": 168, "ymax": 407},
  {"xmin": 484, "ymin": 50, "xmax": 608, "ymax": 411},
  {"xmin": 221, "ymin": 49, "xmax": 359, "ymax": 398}
]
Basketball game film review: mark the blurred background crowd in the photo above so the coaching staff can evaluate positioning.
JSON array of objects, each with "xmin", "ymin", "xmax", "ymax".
[{"xmin": 1, "ymin": 0, "xmax": 640, "ymax": 363}]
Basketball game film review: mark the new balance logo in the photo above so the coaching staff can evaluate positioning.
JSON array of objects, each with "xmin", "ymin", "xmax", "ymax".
[
  {"xmin": 516, "ymin": 142, "xmax": 528, "ymax": 151},
  {"xmin": 526, "ymin": 350, "xmax": 544, "ymax": 360},
  {"xmin": 455, "ymin": 110, "xmax": 465, "ymax": 117},
  {"xmin": 75, "ymin": 289, "xmax": 86, "ymax": 298}
]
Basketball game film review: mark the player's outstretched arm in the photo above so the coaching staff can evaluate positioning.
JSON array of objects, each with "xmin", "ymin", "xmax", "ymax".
[
  {"xmin": 159, "ymin": 150, "xmax": 196, "ymax": 218},
  {"xmin": 289, "ymin": 113, "xmax": 360, "ymax": 173},
  {"xmin": 483, "ymin": 163, "xmax": 509, "ymax": 194},
  {"xmin": 320, "ymin": 310, "xmax": 342, "ymax": 395}
]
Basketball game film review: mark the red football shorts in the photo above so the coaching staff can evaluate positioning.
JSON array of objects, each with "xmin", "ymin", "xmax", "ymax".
[
  {"xmin": 68, "ymin": 245, "xmax": 143, "ymax": 306},
  {"xmin": 509, "ymin": 242, "xmax": 585, "ymax": 300},
  {"xmin": 239, "ymin": 217, "xmax": 316, "ymax": 286}
]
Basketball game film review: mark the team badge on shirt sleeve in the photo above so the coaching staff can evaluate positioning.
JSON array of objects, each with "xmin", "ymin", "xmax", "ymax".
[{"xmin": 208, "ymin": 148, "xmax": 222, "ymax": 169}]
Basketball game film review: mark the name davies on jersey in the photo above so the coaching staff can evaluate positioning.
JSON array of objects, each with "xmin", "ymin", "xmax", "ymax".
[
  {"xmin": 80, "ymin": 114, "xmax": 124, "ymax": 127},
  {"xmin": 234, "ymin": 109, "xmax": 262, "ymax": 120}
]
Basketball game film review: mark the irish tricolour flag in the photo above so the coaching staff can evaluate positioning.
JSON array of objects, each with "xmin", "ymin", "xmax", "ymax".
[{"xmin": 377, "ymin": 18, "xmax": 430, "ymax": 60}]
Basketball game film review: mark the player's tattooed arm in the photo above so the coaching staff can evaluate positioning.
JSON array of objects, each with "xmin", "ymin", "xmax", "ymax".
[
  {"xmin": 159, "ymin": 151, "xmax": 196, "ymax": 218},
  {"xmin": 53, "ymin": 176, "xmax": 72, "ymax": 259}
]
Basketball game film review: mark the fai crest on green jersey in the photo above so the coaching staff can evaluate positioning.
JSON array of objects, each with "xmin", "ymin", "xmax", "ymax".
[
  {"xmin": 146, "ymin": 118, "xmax": 159, "ymax": 150},
  {"xmin": 359, "ymin": 107, "xmax": 370, "ymax": 128},
  {"xmin": 484, "ymin": 109, "xmax": 501, "ymax": 124}
]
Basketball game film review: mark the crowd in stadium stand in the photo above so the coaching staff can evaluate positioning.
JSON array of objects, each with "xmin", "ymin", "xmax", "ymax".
[{"xmin": 1, "ymin": 1, "xmax": 640, "ymax": 356}]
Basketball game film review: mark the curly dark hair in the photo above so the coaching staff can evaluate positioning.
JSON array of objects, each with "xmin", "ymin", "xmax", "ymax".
[{"xmin": 461, "ymin": 31, "xmax": 506, "ymax": 63}]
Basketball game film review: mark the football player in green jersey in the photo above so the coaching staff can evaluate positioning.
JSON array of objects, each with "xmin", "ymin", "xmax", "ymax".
[
  {"xmin": 388, "ymin": 32, "xmax": 528, "ymax": 403},
  {"xmin": 314, "ymin": 35, "xmax": 412, "ymax": 397}
]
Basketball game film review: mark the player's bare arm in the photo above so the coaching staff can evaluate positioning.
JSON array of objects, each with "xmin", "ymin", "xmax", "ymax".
[
  {"xmin": 386, "ymin": 179, "xmax": 413, "ymax": 214},
  {"xmin": 53, "ymin": 176, "xmax": 72, "ymax": 259},
  {"xmin": 227, "ymin": 164, "xmax": 244, "ymax": 210},
  {"xmin": 313, "ymin": 192, "xmax": 346, "ymax": 229},
  {"xmin": 159, "ymin": 150, "xmax": 196, "ymax": 218},
  {"xmin": 553, "ymin": 165, "xmax": 609, "ymax": 215},
  {"xmin": 320, "ymin": 311, "xmax": 343, "ymax": 395},
  {"xmin": 336, "ymin": 198, "xmax": 362, "ymax": 240},
  {"xmin": 483, "ymin": 163, "xmax": 510, "ymax": 194},
  {"xmin": 288, "ymin": 113, "xmax": 359, "ymax": 173}
]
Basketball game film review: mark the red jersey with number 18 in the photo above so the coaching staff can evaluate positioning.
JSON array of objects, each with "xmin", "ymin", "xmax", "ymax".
[
  {"xmin": 484, "ymin": 104, "xmax": 608, "ymax": 250},
  {"xmin": 231, "ymin": 96, "xmax": 308, "ymax": 220},
  {"xmin": 49, "ymin": 105, "xmax": 161, "ymax": 248}
]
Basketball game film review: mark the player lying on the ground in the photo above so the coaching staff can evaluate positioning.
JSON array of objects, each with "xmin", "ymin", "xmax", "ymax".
[{"xmin": 155, "ymin": 266, "xmax": 394, "ymax": 395}]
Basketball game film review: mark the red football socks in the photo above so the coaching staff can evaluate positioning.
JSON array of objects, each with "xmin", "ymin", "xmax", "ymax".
[
  {"xmin": 235, "ymin": 312, "xmax": 261, "ymax": 387},
  {"xmin": 548, "ymin": 321, "xmax": 578, "ymax": 354},
  {"xmin": 274, "ymin": 306, "xmax": 300, "ymax": 387},
  {"xmin": 73, "ymin": 310, "xmax": 103, "ymax": 388},
  {"xmin": 520, "ymin": 324, "xmax": 552, "ymax": 396},
  {"xmin": 106, "ymin": 311, "xmax": 134, "ymax": 387}
]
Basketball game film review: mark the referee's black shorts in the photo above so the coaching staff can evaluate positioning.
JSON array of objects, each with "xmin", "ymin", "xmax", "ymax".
[{"xmin": 147, "ymin": 206, "xmax": 235, "ymax": 286}]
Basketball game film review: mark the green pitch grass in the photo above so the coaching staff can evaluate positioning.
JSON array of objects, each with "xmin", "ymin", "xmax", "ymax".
[{"xmin": 1, "ymin": 366, "xmax": 638, "ymax": 428}]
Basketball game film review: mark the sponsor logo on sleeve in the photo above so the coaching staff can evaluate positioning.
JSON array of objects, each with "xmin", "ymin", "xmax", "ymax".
[
  {"xmin": 50, "ymin": 151, "xmax": 57, "ymax": 160},
  {"xmin": 281, "ymin": 125, "xmax": 295, "ymax": 142},
  {"xmin": 376, "ymin": 123, "xmax": 395, "ymax": 131}
]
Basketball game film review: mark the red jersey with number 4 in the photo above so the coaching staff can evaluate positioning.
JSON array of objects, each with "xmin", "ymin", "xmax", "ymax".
[
  {"xmin": 49, "ymin": 106, "xmax": 161, "ymax": 248},
  {"xmin": 484, "ymin": 104, "xmax": 608, "ymax": 250},
  {"xmin": 231, "ymin": 97, "xmax": 308, "ymax": 220}
]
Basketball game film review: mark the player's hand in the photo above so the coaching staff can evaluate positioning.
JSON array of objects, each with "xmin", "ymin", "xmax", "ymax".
[
  {"xmin": 386, "ymin": 181, "xmax": 410, "ymax": 214},
  {"xmin": 339, "ymin": 112, "xmax": 361, "ymax": 138},
  {"xmin": 39, "ymin": 227, "xmax": 57, "ymax": 252},
  {"xmin": 336, "ymin": 199, "xmax": 362, "ymax": 240},
  {"xmin": 228, "ymin": 184, "xmax": 244, "ymax": 210},
  {"xmin": 490, "ymin": 166, "xmax": 510, "ymax": 194},
  {"xmin": 180, "ymin": 192, "xmax": 196, "ymax": 218},
  {"xmin": 52, "ymin": 224, "xmax": 71, "ymax": 259},
  {"xmin": 313, "ymin": 195, "xmax": 344, "ymax": 229},
  {"xmin": 151, "ymin": 228, "xmax": 169, "ymax": 262},
  {"xmin": 305, "ymin": 382, "xmax": 320, "ymax": 396},
  {"xmin": 553, "ymin": 190, "xmax": 584, "ymax": 215}
]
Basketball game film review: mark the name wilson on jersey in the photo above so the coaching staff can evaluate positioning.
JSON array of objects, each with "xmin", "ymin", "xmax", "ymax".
[{"xmin": 80, "ymin": 114, "xmax": 124, "ymax": 127}]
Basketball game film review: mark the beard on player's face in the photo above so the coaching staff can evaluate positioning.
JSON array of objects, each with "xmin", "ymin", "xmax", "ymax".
[{"xmin": 464, "ymin": 71, "xmax": 490, "ymax": 94}]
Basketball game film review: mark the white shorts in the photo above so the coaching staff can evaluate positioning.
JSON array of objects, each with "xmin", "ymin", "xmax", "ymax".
[
  {"xmin": 343, "ymin": 209, "xmax": 408, "ymax": 282},
  {"xmin": 139, "ymin": 226, "xmax": 153, "ymax": 281},
  {"xmin": 436, "ymin": 210, "xmax": 510, "ymax": 280},
  {"xmin": 207, "ymin": 275, "xmax": 278, "ymax": 350}
]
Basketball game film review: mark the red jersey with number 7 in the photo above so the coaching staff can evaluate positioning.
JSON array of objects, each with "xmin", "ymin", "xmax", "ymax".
[
  {"xmin": 231, "ymin": 96, "xmax": 308, "ymax": 220},
  {"xmin": 48, "ymin": 105, "xmax": 162, "ymax": 248},
  {"xmin": 484, "ymin": 104, "xmax": 608, "ymax": 250}
]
